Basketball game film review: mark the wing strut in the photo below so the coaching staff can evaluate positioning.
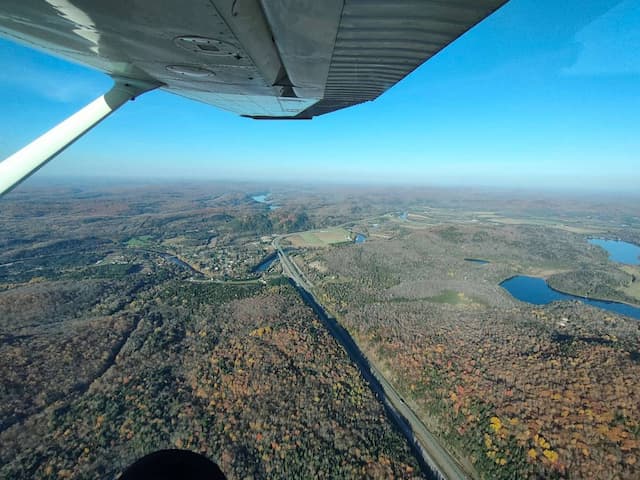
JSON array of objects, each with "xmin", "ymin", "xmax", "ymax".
[{"xmin": 0, "ymin": 79, "xmax": 158, "ymax": 197}]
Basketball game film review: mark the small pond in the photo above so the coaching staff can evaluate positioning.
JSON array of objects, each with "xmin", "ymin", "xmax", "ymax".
[{"xmin": 464, "ymin": 258, "xmax": 489, "ymax": 265}]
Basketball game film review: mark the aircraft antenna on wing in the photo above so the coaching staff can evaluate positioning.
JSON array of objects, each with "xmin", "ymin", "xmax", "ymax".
[{"xmin": 0, "ymin": 79, "xmax": 158, "ymax": 197}]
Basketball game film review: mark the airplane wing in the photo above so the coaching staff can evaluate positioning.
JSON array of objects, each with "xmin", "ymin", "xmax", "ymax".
[
  {"xmin": 0, "ymin": 0, "xmax": 507, "ymax": 119},
  {"xmin": 0, "ymin": 0, "xmax": 508, "ymax": 196}
]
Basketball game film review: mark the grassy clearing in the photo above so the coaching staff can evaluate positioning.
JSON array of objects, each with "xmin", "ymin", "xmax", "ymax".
[
  {"xmin": 488, "ymin": 217, "xmax": 605, "ymax": 234},
  {"xmin": 125, "ymin": 235, "xmax": 154, "ymax": 248},
  {"xmin": 162, "ymin": 235, "xmax": 190, "ymax": 247},
  {"xmin": 287, "ymin": 228, "xmax": 352, "ymax": 248},
  {"xmin": 426, "ymin": 290, "xmax": 474, "ymax": 305},
  {"xmin": 389, "ymin": 290, "xmax": 485, "ymax": 306},
  {"xmin": 621, "ymin": 265, "xmax": 640, "ymax": 302}
]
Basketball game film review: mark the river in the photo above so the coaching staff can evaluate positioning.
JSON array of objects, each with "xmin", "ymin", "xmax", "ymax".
[
  {"xmin": 252, "ymin": 252, "xmax": 279, "ymax": 273},
  {"xmin": 160, "ymin": 253, "xmax": 203, "ymax": 277}
]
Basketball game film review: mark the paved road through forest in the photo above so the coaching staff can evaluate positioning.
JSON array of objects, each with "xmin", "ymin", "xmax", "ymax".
[{"xmin": 274, "ymin": 238, "xmax": 470, "ymax": 480}]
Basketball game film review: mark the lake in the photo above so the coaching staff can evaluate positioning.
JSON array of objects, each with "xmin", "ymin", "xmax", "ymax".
[
  {"xmin": 500, "ymin": 275, "xmax": 640, "ymax": 320},
  {"xmin": 588, "ymin": 239, "xmax": 640, "ymax": 265},
  {"xmin": 251, "ymin": 193, "xmax": 280, "ymax": 211},
  {"xmin": 354, "ymin": 234, "xmax": 367, "ymax": 244}
]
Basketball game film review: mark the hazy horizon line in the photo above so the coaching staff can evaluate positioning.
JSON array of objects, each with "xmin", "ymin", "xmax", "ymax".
[{"xmin": 12, "ymin": 174, "xmax": 640, "ymax": 199}]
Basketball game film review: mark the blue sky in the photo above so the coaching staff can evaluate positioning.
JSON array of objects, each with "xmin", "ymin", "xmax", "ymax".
[{"xmin": 0, "ymin": 0, "xmax": 638, "ymax": 192}]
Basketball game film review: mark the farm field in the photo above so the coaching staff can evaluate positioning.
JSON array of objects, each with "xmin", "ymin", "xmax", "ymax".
[{"xmin": 286, "ymin": 228, "xmax": 353, "ymax": 248}]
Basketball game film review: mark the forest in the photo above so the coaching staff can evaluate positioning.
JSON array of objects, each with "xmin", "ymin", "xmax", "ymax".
[
  {"xmin": 2, "ymin": 181, "xmax": 639, "ymax": 479},
  {"xmin": 303, "ymin": 219, "xmax": 640, "ymax": 479},
  {"xmin": 0, "ymin": 184, "xmax": 426, "ymax": 479},
  {"xmin": 1, "ymin": 280, "xmax": 423, "ymax": 479}
]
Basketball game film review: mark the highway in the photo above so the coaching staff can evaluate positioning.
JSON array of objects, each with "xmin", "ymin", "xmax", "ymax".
[{"xmin": 274, "ymin": 238, "xmax": 471, "ymax": 480}]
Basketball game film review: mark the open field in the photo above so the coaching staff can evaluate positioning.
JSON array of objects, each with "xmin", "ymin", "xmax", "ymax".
[
  {"xmin": 487, "ymin": 216, "xmax": 607, "ymax": 234},
  {"xmin": 620, "ymin": 265, "xmax": 640, "ymax": 301},
  {"xmin": 286, "ymin": 227, "xmax": 352, "ymax": 248},
  {"xmin": 125, "ymin": 235, "xmax": 154, "ymax": 248},
  {"xmin": 390, "ymin": 208, "xmax": 609, "ymax": 236}
]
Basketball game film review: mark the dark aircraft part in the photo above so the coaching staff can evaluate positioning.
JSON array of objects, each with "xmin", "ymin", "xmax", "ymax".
[{"xmin": 118, "ymin": 449, "xmax": 226, "ymax": 480}]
